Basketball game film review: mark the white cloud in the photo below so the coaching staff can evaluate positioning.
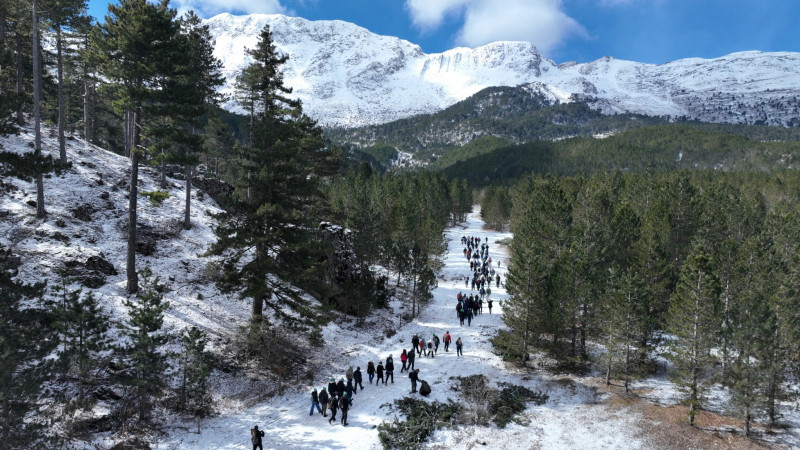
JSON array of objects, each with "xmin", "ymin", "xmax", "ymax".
[
  {"xmin": 171, "ymin": 0, "xmax": 287, "ymax": 18},
  {"xmin": 405, "ymin": 0, "xmax": 470, "ymax": 30},
  {"xmin": 406, "ymin": 0, "xmax": 585, "ymax": 53}
]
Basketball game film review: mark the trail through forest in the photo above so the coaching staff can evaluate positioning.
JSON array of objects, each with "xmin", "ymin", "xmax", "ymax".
[{"xmin": 161, "ymin": 208, "xmax": 648, "ymax": 449}]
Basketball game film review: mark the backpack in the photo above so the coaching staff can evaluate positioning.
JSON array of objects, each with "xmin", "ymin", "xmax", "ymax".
[
  {"xmin": 251, "ymin": 429, "xmax": 264, "ymax": 444},
  {"xmin": 419, "ymin": 380, "xmax": 431, "ymax": 396}
]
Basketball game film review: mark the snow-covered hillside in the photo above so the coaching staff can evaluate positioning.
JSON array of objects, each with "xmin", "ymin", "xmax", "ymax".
[{"xmin": 205, "ymin": 13, "xmax": 800, "ymax": 128}]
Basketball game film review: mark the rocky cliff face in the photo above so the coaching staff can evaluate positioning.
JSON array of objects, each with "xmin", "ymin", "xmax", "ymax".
[{"xmin": 205, "ymin": 13, "xmax": 800, "ymax": 128}]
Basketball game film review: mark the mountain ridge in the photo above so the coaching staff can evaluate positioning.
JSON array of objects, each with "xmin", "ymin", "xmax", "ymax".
[{"xmin": 204, "ymin": 13, "xmax": 800, "ymax": 128}]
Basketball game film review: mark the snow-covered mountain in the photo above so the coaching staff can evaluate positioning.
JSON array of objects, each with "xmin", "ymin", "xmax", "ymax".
[{"xmin": 204, "ymin": 13, "xmax": 800, "ymax": 128}]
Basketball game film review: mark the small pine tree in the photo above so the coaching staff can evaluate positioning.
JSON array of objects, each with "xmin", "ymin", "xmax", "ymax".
[
  {"xmin": 119, "ymin": 267, "xmax": 171, "ymax": 422},
  {"xmin": 0, "ymin": 246, "xmax": 57, "ymax": 446},
  {"xmin": 179, "ymin": 326, "xmax": 213, "ymax": 431},
  {"xmin": 53, "ymin": 281, "xmax": 111, "ymax": 405}
]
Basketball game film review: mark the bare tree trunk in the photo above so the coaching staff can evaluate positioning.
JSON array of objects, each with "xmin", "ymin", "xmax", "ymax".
[
  {"xmin": 184, "ymin": 164, "xmax": 192, "ymax": 230},
  {"xmin": 56, "ymin": 27, "xmax": 66, "ymax": 163},
  {"xmin": 15, "ymin": 31, "xmax": 24, "ymax": 126},
  {"xmin": 32, "ymin": 0, "xmax": 45, "ymax": 219},
  {"xmin": 126, "ymin": 108, "xmax": 140, "ymax": 294},
  {"xmin": 83, "ymin": 65, "xmax": 90, "ymax": 143}
]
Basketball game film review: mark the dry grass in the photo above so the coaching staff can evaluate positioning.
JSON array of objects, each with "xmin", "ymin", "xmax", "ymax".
[{"xmin": 592, "ymin": 380, "xmax": 775, "ymax": 449}]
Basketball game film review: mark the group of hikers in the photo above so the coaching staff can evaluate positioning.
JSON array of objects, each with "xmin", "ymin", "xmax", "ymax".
[
  {"xmin": 458, "ymin": 235, "xmax": 503, "ymax": 326},
  {"xmin": 251, "ymin": 233, "xmax": 502, "ymax": 442},
  {"xmin": 304, "ymin": 330, "xmax": 467, "ymax": 428}
]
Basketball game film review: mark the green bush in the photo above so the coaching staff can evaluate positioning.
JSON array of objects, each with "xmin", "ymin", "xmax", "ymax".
[
  {"xmin": 490, "ymin": 382, "xmax": 548, "ymax": 428},
  {"xmin": 140, "ymin": 190, "xmax": 169, "ymax": 206},
  {"xmin": 378, "ymin": 397, "xmax": 460, "ymax": 449}
]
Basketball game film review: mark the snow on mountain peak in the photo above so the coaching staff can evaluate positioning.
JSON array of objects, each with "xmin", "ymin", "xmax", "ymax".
[{"xmin": 204, "ymin": 13, "xmax": 800, "ymax": 128}]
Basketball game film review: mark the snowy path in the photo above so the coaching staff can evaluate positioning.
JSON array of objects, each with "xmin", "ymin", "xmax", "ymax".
[{"xmin": 161, "ymin": 208, "xmax": 647, "ymax": 449}]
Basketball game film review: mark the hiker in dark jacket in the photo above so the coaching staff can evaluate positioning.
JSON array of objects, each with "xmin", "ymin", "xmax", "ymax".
[
  {"xmin": 456, "ymin": 300, "xmax": 462, "ymax": 319},
  {"xmin": 339, "ymin": 393, "xmax": 350, "ymax": 426},
  {"xmin": 367, "ymin": 361, "xmax": 375, "ymax": 384},
  {"xmin": 345, "ymin": 378, "xmax": 355, "ymax": 402},
  {"xmin": 432, "ymin": 334, "xmax": 440, "ymax": 354},
  {"xmin": 353, "ymin": 367, "xmax": 363, "ymax": 391},
  {"xmin": 328, "ymin": 377, "xmax": 337, "ymax": 395},
  {"xmin": 251, "ymin": 425, "xmax": 265, "ymax": 450},
  {"xmin": 456, "ymin": 337, "xmax": 463, "ymax": 356},
  {"xmin": 336, "ymin": 378, "xmax": 345, "ymax": 397},
  {"xmin": 319, "ymin": 387, "xmax": 329, "ymax": 417},
  {"xmin": 384, "ymin": 356, "xmax": 393, "ymax": 383},
  {"xmin": 328, "ymin": 393, "xmax": 338, "ymax": 424},
  {"xmin": 376, "ymin": 362, "xmax": 386, "ymax": 384},
  {"xmin": 407, "ymin": 347, "xmax": 416, "ymax": 371},
  {"xmin": 409, "ymin": 369, "xmax": 419, "ymax": 393},
  {"xmin": 310, "ymin": 388, "xmax": 323, "ymax": 416},
  {"xmin": 411, "ymin": 334, "xmax": 420, "ymax": 353},
  {"xmin": 426, "ymin": 341, "xmax": 434, "ymax": 358}
]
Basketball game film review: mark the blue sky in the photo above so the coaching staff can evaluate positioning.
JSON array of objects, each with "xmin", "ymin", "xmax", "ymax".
[{"xmin": 87, "ymin": 0, "xmax": 800, "ymax": 64}]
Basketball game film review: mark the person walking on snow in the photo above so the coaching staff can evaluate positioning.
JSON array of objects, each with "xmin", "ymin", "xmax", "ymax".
[
  {"xmin": 400, "ymin": 349, "xmax": 408, "ymax": 372},
  {"xmin": 354, "ymin": 367, "xmax": 363, "ymax": 391},
  {"xmin": 336, "ymin": 378, "xmax": 345, "ymax": 397},
  {"xmin": 411, "ymin": 334, "xmax": 420, "ymax": 354},
  {"xmin": 251, "ymin": 425, "xmax": 265, "ymax": 450},
  {"xmin": 345, "ymin": 378, "xmax": 355, "ymax": 403},
  {"xmin": 385, "ymin": 355, "xmax": 395, "ymax": 384},
  {"xmin": 407, "ymin": 346, "xmax": 416, "ymax": 371},
  {"xmin": 456, "ymin": 337, "xmax": 463, "ymax": 356},
  {"xmin": 426, "ymin": 340, "xmax": 434, "ymax": 358},
  {"xmin": 310, "ymin": 388, "xmax": 323, "ymax": 416},
  {"xmin": 346, "ymin": 366, "xmax": 354, "ymax": 382},
  {"xmin": 319, "ymin": 387, "xmax": 329, "ymax": 417},
  {"xmin": 339, "ymin": 394, "xmax": 350, "ymax": 426},
  {"xmin": 443, "ymin": 331, "xmax": 452, "ymax": 352},
  {"xmin": 367, "ymin": 361, "xmax": 375, "ymax": 384},
  {"xmin": 376, "ymin": 362, "xmax": 385, "ymax": 385},
  {"xmin": 409, "ymin": 368, "xmax": 420, "ymax": 393},
  {"xmin": 432, "ymin": 333, "xmax": 440, "ymax": 354},
  {"xmin": 327, "ymin": 393, "xmax": 338, "ymax": 424},
  {"xmin": 328, "ymin": 377, "xmax": 336, "ymax": 395}
]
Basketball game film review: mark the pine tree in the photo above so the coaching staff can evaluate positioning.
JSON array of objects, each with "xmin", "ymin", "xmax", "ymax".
[
  {"xmin": 119, "ymin": 267, "xmax": 171, "ymax": 422},
  {"xmin": 0, "ymin": 245, "xmax": 57, "ymax": 446},
  {"xmin": 208, "ymin": 24, "xmax": 339, "ymax": 320},
  {"xmin": 726, "ymin": 237, "xmax": 770, "ymax": 437},
  {"xmin": 52, "ymin": 281, "xmax": 110, "ymax": 404},
  {"xmin": 44, "ymin": 0, "xmax": 87, "ymax": 163},
  {"xmin": 665, "ymin": 242, "xmax": 721, "ymax": 426},
  {"xmin": 601, "ymin": 266, "xmax": 646, "ymax": 392},
  {"xmin": 504, "ymin": 175, "xmax": 571, "ymax": 357},
  {"xmin": 92, "ymin": 0, "xmax": 178, "ymax": 293},
  {"xmin": 32, "ymin": 0, "xmax": 45, "ymax": 219},
  {"xmin": 179, "ymin": 327, "xmax": 213, "ymax": 431}
]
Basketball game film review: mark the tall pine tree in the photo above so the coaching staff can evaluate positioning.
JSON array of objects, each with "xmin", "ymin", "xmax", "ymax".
[{"xmin": 665, "ymin": 242, "xmax": 721, "ymax": 427}]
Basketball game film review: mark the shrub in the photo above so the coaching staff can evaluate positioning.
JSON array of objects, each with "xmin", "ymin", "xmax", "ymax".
[
  {"xmin": 140, "ymin": 190, "xmax": 169, "ymax": 206},
  {"xmin": 490, "ymin": 382, "xmax": 548, "ymax": 428},
  {"xmin": 378, "ymin": 397, "xmax": 460, "ymax": 449}
]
